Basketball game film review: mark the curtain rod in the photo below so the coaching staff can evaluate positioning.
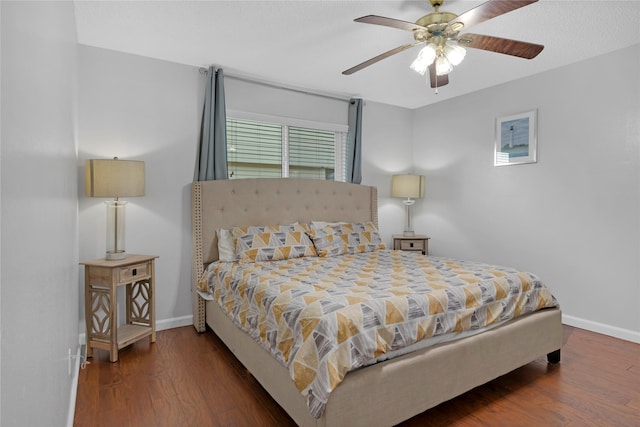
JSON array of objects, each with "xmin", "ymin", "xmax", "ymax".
[{"xmin": 199, "ymin": 67, "xmax": 352, "ymax": 103}]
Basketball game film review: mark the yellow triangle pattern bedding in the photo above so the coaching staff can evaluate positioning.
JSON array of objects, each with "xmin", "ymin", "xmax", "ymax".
[{"xmin": 202, "ymin": 250, "xmax": 559, "ymax": 418}]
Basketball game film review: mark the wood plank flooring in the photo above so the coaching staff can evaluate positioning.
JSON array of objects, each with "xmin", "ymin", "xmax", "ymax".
[{"xmin": 74, "ymin": 325, "xmax": 640, "ymax": 426}]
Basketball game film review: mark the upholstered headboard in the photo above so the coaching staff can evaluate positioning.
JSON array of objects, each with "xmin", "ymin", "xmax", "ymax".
[{"xmin": 191, "ymin": 178, "xmax": 378, "ymax": 331}]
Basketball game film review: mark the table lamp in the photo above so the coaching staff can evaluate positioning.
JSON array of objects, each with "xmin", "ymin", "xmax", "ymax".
[
  {"xmin": 85, "ymin": 157, "xmax": 145, "ymax": 260},
  {"xmin": 391, "ymin": 174, "xmax": 425, "ymax": 236}
]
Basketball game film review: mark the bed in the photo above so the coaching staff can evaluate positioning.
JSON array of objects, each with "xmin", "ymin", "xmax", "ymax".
[{"xmin": 191, "ymin": 178, "xmax": 562, "ymax": 427}]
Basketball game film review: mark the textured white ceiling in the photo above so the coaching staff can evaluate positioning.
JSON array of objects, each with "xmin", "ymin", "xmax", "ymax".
[{"xmin": 74, "ymin": 0, "xmax": 640, "ymax": 109}]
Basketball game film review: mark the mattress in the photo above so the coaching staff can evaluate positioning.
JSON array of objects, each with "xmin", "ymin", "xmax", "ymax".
[{"xmin": 199, "ymin": 250, "xmax": 559, "ymax": 418}]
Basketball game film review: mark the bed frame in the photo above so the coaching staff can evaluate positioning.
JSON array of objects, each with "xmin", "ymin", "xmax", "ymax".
[{"xmin": 191, "ymin": 178, "xmax": 562, "ymax": 427}]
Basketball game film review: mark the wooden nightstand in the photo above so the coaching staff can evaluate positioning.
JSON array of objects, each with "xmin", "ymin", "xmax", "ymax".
[
  {"xmin": 393, "ymin": 235, "xmax": 430, "ymax": 255},
  {"xmin": 81, "ymin": 254, "xmax": 158, "ymax": 362}
]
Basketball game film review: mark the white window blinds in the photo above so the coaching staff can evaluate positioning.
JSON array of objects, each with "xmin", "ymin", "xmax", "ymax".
[
  {"xmin": 226, "ymin": 118, "xmax": 345, "ymax": 181},
  {"xmin": 227, "ymin": 119, "xmax": 282, "ymax": 179},
  {"xmin": 289, "ymin": 126, "xmax": 335, "ymax": 180}
]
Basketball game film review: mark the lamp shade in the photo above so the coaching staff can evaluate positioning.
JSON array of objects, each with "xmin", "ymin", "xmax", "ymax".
[
  {"xmin": 410, "ymin": 44, "xmax": 437, "ymax": 76},
  {"xmin": 85, "ymin": 158, "xmax": 145, "ymax": 198},
  {"xmin": 443, "ymin": 43, "xmax": 466, "ymax": 66},
  {"xmin": 391, "ymin": 174, "xmax": 425, "ymax": 199}
]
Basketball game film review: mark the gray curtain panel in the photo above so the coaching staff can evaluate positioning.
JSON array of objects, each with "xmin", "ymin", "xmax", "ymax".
[
  {"xmin": 346, "ymin": 98, "xmax": 363, "ymax": 184},
  {"xmin": 194, "ymin": 66, "xmax": 228, "ymax": 181}
]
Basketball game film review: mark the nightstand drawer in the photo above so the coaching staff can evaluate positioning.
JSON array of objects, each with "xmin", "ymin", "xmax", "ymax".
[
  {"xmin": 392, "ymin": 235, "xmax": 430, "ymax": 255},
  {"xmin": 399, "ymin": 240, "xmax": 425, "ymax": 251},
  {"xmin": 118, "ymin": 262, "xmax": 149, "ymax": 284}
]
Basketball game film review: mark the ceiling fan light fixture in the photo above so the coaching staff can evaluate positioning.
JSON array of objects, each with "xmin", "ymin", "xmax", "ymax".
[
  {"xmin": 443, "ymin": 43, "xmax": 466, "ymax": 66},
  {"xmin": 410, "ymin": 43, "xmax": 437, "ymax": 75},
  {"xmin": 435, "ymin": 54, "xmax": 453, "ymax": 76}
]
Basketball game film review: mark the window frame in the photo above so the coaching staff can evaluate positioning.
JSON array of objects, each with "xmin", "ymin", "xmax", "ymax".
[{"xmin": 226, "ymin": 110, "xmax": 348, "ymax": 182}]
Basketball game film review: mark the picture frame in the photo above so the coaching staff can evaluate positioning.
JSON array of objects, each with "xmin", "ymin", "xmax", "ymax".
[{"xmin": 494, "ymin": 109, "xmax": 537, "ymax": 166}]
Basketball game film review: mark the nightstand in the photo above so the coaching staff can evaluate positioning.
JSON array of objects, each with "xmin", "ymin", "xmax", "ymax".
[
  {"xmin": 393, "ymin": 235, "xmax": 430, "ymax": 255},
  {"xmin": 81, "ymin": 254, "xmax": 158, "ymax": 362}
]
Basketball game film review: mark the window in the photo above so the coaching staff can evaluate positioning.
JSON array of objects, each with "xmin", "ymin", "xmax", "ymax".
[{"xmin": 226, "ymin": 117, "xmax": 346, "ymax": 181}]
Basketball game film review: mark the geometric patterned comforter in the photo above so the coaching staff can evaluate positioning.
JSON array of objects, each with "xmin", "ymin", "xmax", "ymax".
[{"xmin": 201, "ymin": 250, "xmax": 559, "ymax": 418}]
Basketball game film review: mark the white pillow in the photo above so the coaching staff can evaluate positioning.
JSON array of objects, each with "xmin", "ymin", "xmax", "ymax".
[
  {"xmin": 310, "ymin": 221, "xmax": 347, "ymax": 230},
  {"xmin": 216, "ymin": 228, "xmax": 235, "ymax": 262}
]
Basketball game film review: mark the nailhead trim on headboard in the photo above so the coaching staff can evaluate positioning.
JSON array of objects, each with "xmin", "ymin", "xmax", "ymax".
[{"xmin": 191, "ymin": 182, "xmax": 206, "ymax": 332}]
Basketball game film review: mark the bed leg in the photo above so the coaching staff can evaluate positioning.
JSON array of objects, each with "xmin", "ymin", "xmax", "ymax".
[{"xmin": 547, "ymin": 349, "xmax": 561, "ymax": 364}]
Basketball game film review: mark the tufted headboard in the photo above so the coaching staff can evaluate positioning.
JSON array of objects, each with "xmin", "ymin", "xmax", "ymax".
[{"xmin": 191, "ymin": 178, "xmax": 378, "ymax": 331}]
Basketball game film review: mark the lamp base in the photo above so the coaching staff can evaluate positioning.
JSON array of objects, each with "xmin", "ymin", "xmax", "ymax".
[
  {"xmin": 403, "ymin": 230, "xmax": 416, "ymax": 237},
  {"xmin": 106, "ymin": 250, "xmax": 126, "ymax": 261},
  {"xmin": 105, "ymin": 200, "xmax": 127, "ymax": 261}
]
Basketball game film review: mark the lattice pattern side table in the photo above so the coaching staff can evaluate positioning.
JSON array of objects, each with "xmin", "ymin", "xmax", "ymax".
[{"xmin": 81, "ymin": 254, "xmax": 158, "ymax": 362}]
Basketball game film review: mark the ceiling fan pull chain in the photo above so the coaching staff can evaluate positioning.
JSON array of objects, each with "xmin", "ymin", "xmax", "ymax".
[{"xmin": 434, "ymin": 72, "xmax": 439, "ymax": 95}]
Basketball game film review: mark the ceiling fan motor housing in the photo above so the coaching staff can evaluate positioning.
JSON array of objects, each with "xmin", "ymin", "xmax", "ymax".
[{"xmin": 414, "ymin": 12, "xmax": 459, "ymax": 42}]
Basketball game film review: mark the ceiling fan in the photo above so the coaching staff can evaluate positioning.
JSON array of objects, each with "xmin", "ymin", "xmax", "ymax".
[{"xmin": 342, "ymin": 0, "xmax": 544, "ymax": 89}]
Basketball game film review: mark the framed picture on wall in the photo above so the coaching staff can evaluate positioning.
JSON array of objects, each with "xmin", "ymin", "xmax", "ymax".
[{"xmin": 494, "ymin": 109, "xmax": 537, "ymax": 166}]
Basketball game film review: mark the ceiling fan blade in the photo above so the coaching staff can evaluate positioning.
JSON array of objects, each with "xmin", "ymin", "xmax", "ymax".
[
  {"xmin": 452, "ymin": 0, "xmax": 538, "ymax": 30},
  {"xmin": 428, "ymin": 64, "xmax": 449, "ymax": 88},
  {"xmin": 459, "ymin": 33, "xmax": 543, "ymax": 59},
  {"xmin": 342, "ymin": 42, "xmax": 421, "ymax": 75},
  {"xmin": 355, "ymin": 15, "xmax": 428, "ymax": 33}
]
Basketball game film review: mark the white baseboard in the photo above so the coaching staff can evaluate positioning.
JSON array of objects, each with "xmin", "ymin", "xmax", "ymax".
[
  {"xmin": 157, "ymin": 315, "xmax": 193, "ymax": 331},
  {"xmin": 562, "ymin": 314, "xmax": 640, "ymax": 344},
  {"xmin": 78, "ymin": 314, "xmax": 194, "ymax": 345},
  {"xmin": 66, "ymin": 343, "xmax": 82, "ymax": 427},
  {"xmin": 77, "ymin": 313, "xmax": 637, "ymax": 348}
]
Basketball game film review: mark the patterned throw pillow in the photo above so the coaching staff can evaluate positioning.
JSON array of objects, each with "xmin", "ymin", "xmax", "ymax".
[
  {"xmin": 235, "ymin": 230, "xmax": 317, "ymax": 263},
  {"xmin": 307, "ymin": 228, "xmax": 348, "ymax": 257},
  {"xmin": 231, "ymin": 223, "xmax": 306, "ymax": 239},
  {"xmin": 322, "ymin": 221, "xmax": 386, "ymax": 254}
]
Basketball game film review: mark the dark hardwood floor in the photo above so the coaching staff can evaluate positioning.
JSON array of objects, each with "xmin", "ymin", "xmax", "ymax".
[{"xmin": 74, "ymin": 325, "xmax": 640, "ymax": 427}]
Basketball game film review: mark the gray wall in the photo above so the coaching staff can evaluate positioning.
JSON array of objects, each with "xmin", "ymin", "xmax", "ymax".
[
  {"xmin": 411, "ymin": 44, "xmax": 640, "ymax": 341},
  {"xmin": 78, "ymin": 46, "xmax": 203, "ymax": 329},
  {"xmin": 361, "ymin": 100, "xmax": 416, "ymax": 233},
  {"xmin": 1, "ymin": 1, "xmax": 80, "ymax": 425}
]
